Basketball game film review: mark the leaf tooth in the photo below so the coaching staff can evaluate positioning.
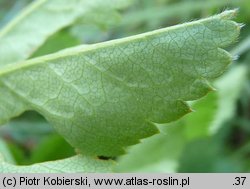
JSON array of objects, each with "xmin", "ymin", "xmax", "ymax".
[
  {"xmin": 188, "ymin": 107, "xmax": 195, "ymax": 113},
  {"xmin": 232, "ymin": 55, "xmax": 239, "ymax": 61},
  {"xmin": 237, "ymin": 23, "xmax": 245, "ymax": 29},
  {"xmin": 218, "ymin": 9, "xmax": 238, "ymax": 19},
  {"xmin": 206, "ymin": 83, "xmax": 217, "ymax": 92}
]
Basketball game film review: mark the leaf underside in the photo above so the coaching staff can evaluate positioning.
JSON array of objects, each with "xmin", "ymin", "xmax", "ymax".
[
  {"xmin": 0, "ymin": 10, "xmax": 240, "ymax": 156},
  {"xmin": 0, "ymin": 155, "xmax": 113, "ymax": 173}
]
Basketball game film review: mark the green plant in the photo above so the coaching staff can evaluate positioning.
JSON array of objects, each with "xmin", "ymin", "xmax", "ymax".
[{"xmin": 0, "ymin": 0, "xmax": 241, "ymax": 172}]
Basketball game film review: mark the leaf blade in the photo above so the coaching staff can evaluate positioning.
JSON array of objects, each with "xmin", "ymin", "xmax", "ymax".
[{"xmin": 0, "ymin": 10, "xmax": 240, "ymax": 156}]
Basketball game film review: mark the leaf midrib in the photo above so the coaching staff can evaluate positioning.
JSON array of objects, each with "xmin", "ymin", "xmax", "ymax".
[{"xmin": 0, "ymin": 0, "xmax": 47, "ymax": 38}]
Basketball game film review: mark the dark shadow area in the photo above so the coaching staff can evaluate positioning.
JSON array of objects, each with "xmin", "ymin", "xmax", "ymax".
[{"xmin": 0, "ymin": 111, "xmax": 75, "ymax": 165}]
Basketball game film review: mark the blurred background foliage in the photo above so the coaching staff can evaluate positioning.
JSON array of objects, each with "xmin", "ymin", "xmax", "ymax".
[{"xmin": 0, "ymin": 0, "xmax": 250, "ymax": 172}]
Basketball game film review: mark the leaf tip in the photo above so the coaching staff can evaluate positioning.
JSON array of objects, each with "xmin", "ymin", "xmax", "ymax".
[{"xmin": 218, "ymin": 9, "xmax": 239, "ymax": 19}]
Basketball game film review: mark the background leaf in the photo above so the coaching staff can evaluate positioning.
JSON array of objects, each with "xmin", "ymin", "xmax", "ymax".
[
  {"xmin": 0, "ymin": 139, "xmax": 15, "ymax": 164},
  {"xmin": 0, "ymin": 0, "xmax": 132, "ymax": 66},
  {"xmin": 0, "ymin": 154, "xmax": 113, "ymax": 173}
]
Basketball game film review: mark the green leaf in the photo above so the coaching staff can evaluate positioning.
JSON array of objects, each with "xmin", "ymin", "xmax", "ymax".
[
  {"xmin": 30, "ymin": 134, "xmax": 75, "ymax": 164},
  {"xmin": 0, "ymin": 0, "xmax": 132, "ymax": 66},
  {"xmin": 0, "ymin": 139, "xmax": 15, "ymax": 164},
  {"xmin": 0, "ymin": 10, "xmax": 240, "ymax": 156},
  {"xmin": 120, "ymin": 0, "xmax": 240, "ymax": 31},
  {"xmin": 209, "ymin": 65, "xmax": 247, "ymax": 134},
  {"xmin": 184, "ymin": 92, "xmax": 218, "ymax": 140},
  {"xmin": 231, "ymin": 35, "xmax": 250, "ymax": 56},
  {"xmin": 0, "ymin": 111, "xmax": 53, "ymax": 142},
  {"xmin": 178, "ymin": 138, "xmax": 244, "ymax": 173},
  {"xmin": 0, "ymin": 154, "xmax": 113, "ymax": 173},
  {"xmin": 31, "ymin": 30, "xmax": 81, "ymax": 58}
]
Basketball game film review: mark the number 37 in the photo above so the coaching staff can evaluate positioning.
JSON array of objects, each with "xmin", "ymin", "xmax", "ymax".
[{"xmin": 234, "ymin": 177, "xmax": 246, "ymax": 185}]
